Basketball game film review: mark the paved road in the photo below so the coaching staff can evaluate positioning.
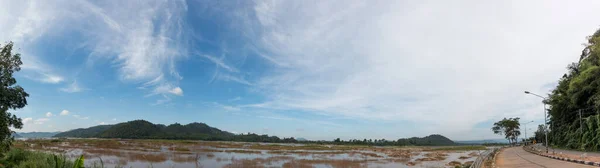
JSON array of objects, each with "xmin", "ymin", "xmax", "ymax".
[{"xmin": 496, "ymin": 147, "xmax": 595, "ymax": 168}]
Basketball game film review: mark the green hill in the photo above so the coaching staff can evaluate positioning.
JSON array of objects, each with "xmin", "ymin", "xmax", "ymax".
[
  {"xmin": 54, "ymin": 125, "xmax": 113, "ymax": 138},
  {"xmin": 99, "ymin": 120, "xmax": 163, "ymax": 139},
  {"xmin": 54, "ymin": 120, "xmax": 455, "ymax": 146},
  {"xmin": 396, "ymin": 134, "xmax": 455, "ymax": 146},
  {"xmin": 55, "ymin": 120, "xmax": 235, "ymax": 140}
]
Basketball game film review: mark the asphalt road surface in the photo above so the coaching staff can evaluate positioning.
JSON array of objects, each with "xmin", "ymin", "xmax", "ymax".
[{"xmin": 495, "ymin": 147, "xmax": 595, "ymax": 168}]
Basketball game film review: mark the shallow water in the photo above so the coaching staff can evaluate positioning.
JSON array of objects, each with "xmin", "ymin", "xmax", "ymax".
[{"xmin": 22, "ymin": 140, "xmax": 481, "ymax": 168}]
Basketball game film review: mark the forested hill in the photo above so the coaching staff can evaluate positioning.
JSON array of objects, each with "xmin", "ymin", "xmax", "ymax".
[
  {"xmin": 54, "ymin": 125, "xmax": 113, "ymax": 138},
  {"xmin": 55, "ymin": 120, "xmax": 236, "ymax": 140},
  {"xmin": 54, "ymin": 120, "xmax": 456, "ymax": 146},
  {"xmin": 546, "ymin": 28, "xmax": 600, "ymax": 150}
]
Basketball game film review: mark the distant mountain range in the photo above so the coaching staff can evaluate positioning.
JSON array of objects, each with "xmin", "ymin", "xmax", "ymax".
[
  {"xmin": 13, "ymin": 132, "xmax": 61, "ymax": 138},
  {"xmin": 396, "ymin": 134, "xmax": 456, "ymax": 146},
  {"xmin": 53, "ymin": 120, "xmax": 457, "ymax": 146},
  {"xmin": 54, "ymin": 120, "xmax": 235, "ymax": 140}
]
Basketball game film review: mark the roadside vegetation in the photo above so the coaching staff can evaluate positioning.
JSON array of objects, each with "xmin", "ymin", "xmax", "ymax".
[{"xmin": 545, "ymin": 28, "xmax": 600, "ymax": 151}]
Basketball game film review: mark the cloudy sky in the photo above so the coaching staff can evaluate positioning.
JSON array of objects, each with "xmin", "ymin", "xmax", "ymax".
[{"xmin": 1, "ymin": 0, "xmax": 599, "ymax": 141}]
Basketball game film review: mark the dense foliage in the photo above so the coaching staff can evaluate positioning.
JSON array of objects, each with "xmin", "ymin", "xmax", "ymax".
[
  {"xmin": 329, "ymin": 134, "xmax": 455, "ymax": 146},
  {"xmin": 54, "ymin": 120, "xmax": 293, "ymax": 143},
  {"xmin": 54, "ymin": 120, "xmax": 456, "ymax": 146},
  {"xmin": 546, "ymin": 28, "xmax": 600, "ymax": 151},
  {"xmin": 54, "ymin": 125, "xmax": 113, "ymax": 138},
  {"xmin": 533, "ymin": 124, "xmax": 545, "ymax": 144},
  {"xmin": 492, "ymin": 118, "xmax": 521, "ymax": 144},
  {"xmin": 0, "ymin": 42, "xmax": 27, "ymax": 154}
]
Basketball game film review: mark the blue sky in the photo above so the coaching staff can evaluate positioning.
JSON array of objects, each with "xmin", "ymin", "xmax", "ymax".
[{"xmin": 2, "ymin": 0, "xmax": 600, "ymax": 141}]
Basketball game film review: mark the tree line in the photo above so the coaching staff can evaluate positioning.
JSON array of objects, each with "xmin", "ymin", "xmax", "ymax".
[{"xmin": 544, "ymin": 28, "xmax": 600, "ymax": 151}]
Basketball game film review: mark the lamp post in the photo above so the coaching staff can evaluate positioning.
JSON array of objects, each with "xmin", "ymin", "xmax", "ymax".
[
  {"xmin": 523, "ymin": 120, "xmax": 534, "ymax": 145},
  {"xmin": 525, "ymin": 91, "xmax": 548, "ymax": 153}
]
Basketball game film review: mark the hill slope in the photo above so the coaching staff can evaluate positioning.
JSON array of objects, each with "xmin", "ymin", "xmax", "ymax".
[
  {"xmin": 54, "ymin": 120, "xmax": 455, "ymax": 146},
  {"xmin": 397, "ymin": 134, "xmax": 455, "ymax": 146},
  {"xmin": 99, "ymin": 120, "xmax": 163, "ymax": 139},
  {"xmin": 55, "ymin": 120, "xmax": 234, "ymax": 140},
  {"xmin": 54, "ymin": 125, "xmax": 114, "ymax": 138}
]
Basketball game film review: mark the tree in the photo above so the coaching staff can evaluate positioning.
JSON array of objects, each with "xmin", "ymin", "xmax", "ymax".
[
  {"xmin": 492, "ymin": 117, "xmax": 521, "ymax": 145},
  {"xmin": 0, "ymin": 42, "xmax": 28, "ymax": 153},
  {"xmin": 534, "ymin": 124, "xmax": 545, "ymax": 144}
]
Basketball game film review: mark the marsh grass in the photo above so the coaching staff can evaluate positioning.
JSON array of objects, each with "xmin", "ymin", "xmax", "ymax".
[{"xmin": 425, "ymin": 146, "xmax": 486, "ymax": 151}]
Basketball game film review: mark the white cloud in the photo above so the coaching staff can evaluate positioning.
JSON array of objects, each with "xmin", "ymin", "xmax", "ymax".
[
  {"xmin": 60, "ymin": 110, "xmax": 69, "ymax": 116},
  {"xmin": 0, "ymin": 1, "xmax": 64, "ymax": 84},
  {"xmin": 78, "ymin": 0, "xmax": 188, "ymax": 101},
  {"xmin": 201, "ymin": 54, "xmax": 239, "ymax": 72},
  {"xmin": 22, "ymin": 118, "xmax": 33, "ymax": 124},
  {"xmin": 72, "ymin": 115, "xmax": 89, "ymax": 120},
  {"xmin": 39, "ymin": 74, "xmax": 64, "ymax": 84},
  {"xmin": 203, "ymin": 102, "xmax": 241, "ymax": 111},
  {"xmin": 0, "ymin": 0, "xmax": 187, "ymax": 102},
  {"xmin": 45, "ymin": 112, "xmax": 53, "ymax": 117},
  {"xmin": 34, "ymin": 118, "xmax": 49, "ymax": 124},
  {"xmin": 168, "ymin": 87, "xmax": 183, "ymax": 96},
  {"xmin": 228, "ymin": 97, "xmax": 242, "ymax": 102},
  {"xmin": 216, "ymin": 73, "xmax": 252, "ymax": 86},
  {"xmin": 112, "ymin": 118, "xmax": 117, "ymax": 121},
  {"xmin": 237, "ymin": 0, "xmax": 600, "ymax": 139},
  {"xmin": 99, "ymin": 122, "xmax": 107, "ymax": 125},
  {"xmin": 60, "ymin": 81, "xmax": 85, "ymax": 93}
]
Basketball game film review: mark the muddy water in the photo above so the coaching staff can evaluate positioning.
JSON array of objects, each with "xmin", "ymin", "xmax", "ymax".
[{"xmin": 24, "ymin": 140, "xmax": 480, "ymax": 168}]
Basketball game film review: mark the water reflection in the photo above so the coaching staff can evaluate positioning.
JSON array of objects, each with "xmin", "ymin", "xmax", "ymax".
[{"xmin": 19, "ymin": 139, "xmax": 482, "ymax": 168}]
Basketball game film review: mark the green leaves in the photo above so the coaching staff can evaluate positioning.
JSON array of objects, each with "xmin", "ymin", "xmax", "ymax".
[
  {"xmin": 73, "ymin": 155, "xmax": 84, "ymax": 168},
  {"xmin": 546, "ymin": 28, "xmax": 600, "ymax": 150},
  {"xmin": 491, "ymin": 118, "xmax": 520, "ymax": 144},
  {"xmin": 0, "ymin": 41, "xmax": 27, "ymax": 153}
]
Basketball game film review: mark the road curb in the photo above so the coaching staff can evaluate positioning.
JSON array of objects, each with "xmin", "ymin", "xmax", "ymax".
[{"xmin": 522, "ymin": 146, "xmax": 600, "ymax": 167}]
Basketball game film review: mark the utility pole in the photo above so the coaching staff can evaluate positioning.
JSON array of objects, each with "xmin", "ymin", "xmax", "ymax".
[
  {"xmin": 525, "ymin": 91, "xmax": 549, "ymax": 153},
  {"xmin": 579, "ymin": 109, "xmax": 583, "ymax": 134}
]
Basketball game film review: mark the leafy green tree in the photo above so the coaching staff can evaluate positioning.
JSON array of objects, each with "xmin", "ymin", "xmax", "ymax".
[
  {"xmin": 0, "ymin": 42, "xmax": 28, "ymax": 153},
  {"xmin": 534, "ymin": 124, "xmax": 545, "ymax": 144},
  {"xmin": 492, "ymin": 118, "xmax": 521, "ymax": 145},
  {"xmin": 544, "ymin": 28, "xmax": 600, "ymax": 150}
]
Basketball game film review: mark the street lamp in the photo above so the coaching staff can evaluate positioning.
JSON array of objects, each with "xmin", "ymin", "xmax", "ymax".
[
  {"xmin": 525, "ymin": 91, "xmax": 549, "ymax": 153},
  {"xmin": 523, "ymin": 120, "xmax": 534, "ymax": 145}
]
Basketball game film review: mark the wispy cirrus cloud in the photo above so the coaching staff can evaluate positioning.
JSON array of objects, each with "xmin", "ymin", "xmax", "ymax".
[
  {"xmin": 233, "ymin": 0, "xmax": 600, "ymax": 139},
  {"xmin": 34, "ymin": 118, "xmax": 49, "ymax": 125},
  {"xmin": 60, "ymin": 81, "xmax": 85, "ymax": 93},
  {"xmin": 1, "ymin": 0, "xmax": 188, "ymax": 103},
  {"xmin": 0, "ymin": 1, "xmax": 65, "ymax": 84}
]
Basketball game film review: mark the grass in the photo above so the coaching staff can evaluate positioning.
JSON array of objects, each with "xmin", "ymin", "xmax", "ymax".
[
  {"xmin": 425, "ymin": 145, "xmax": 486, "ymax": 151},
  {"xmin": 0, "ymin": 148, "xmax": 75, "ymax": 168}
]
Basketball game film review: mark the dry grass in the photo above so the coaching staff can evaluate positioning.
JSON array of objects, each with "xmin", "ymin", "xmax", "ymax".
[
  {"xmin": 416, "ymin": 152, "xmax": 448, "ymax": 162},
  {"xmin": 195, "ymin": 148, "xmax": 223, "ymax": 153},
  {"xmin": 277, "ymin": 159, "xmax": 371, "ymax": 168},
  {"xmin": 224, "ymin": 149, "xmax": 262, "ymax": 154},
  {"xmin": 171, "ymin": 155, "xmax": 198, "ymax": 163},
  {"xmin": 447, "ymin": 160, "xmax": 462, "ymax": 166}
]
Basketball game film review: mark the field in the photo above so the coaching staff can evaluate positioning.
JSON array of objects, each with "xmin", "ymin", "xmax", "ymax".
[{"xmin": 12, "ymin": 139, "xmax": 486, "ymax": 168}]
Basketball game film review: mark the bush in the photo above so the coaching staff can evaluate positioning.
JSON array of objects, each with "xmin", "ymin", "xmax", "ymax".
[{"xmin": 0, "ymin": 148, "xmax": 75, "ymax": 168}]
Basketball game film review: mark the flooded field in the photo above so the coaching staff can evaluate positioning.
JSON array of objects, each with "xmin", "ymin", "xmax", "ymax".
[{"xmin": 14, "ymin": 139, "xmax": 486, "ymax": 168}]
